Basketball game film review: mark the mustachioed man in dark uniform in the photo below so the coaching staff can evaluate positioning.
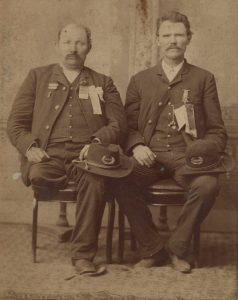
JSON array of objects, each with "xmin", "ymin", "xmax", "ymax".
[
  {"xmin": 7, "ymin": 23, "xmax": 127, "ymax": 274},
  {"xmin": 115, "ymin": 11, "xmax": 228, "ymax": 273}
]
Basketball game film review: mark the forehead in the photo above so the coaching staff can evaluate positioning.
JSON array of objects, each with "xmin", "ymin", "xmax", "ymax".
[
  {"xmin": 159, "ymin": 20, "xmax": 187, "ymax": 34},
  {"xmin": 60, "ymin": 25, "xmax": 87, "ymax": 41}
]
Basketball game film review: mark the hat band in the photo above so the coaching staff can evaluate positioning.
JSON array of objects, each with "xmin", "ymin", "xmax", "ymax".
[
  {"xmin": 187, "ymin": 157, "xmax": 222, "ymax": 171},
  {"xmin": 83, "ymin": 159, "xmax": 121, "ymax": 170}
]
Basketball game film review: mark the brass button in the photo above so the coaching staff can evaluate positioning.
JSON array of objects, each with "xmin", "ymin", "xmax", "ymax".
[
  {"xmin": 45, "ymin": 125, "xmax": 50, "ymax": 130},
  {"xmin": 168, "ymin": 112, "xmax": 171, "ymax": 116},
  {"xmin": 69, "ymin": 136, "xmax": 73, "ymax": 139},
  {"xmin": 69, "ymin": 114, "xmax": 73, "ymax": 118},
  {"xmin": 167, "ymin": 144, "xmax": 170, "ymax": 147},
  {"xmin": 168, "ymin": 101, "xmax": 172, "ymax": 105},
  {"xmin": 168, "ymin": 86, "xmax": 171, "ymax": 90},
  {"xmin": 168, "ymin": 134, "xmax": 171, "ymax": 138},
  {"xmin": 54, "ymin": 105, "xmax": 60, "ymax": 110},
  {"xmin": 69, "ymin": 125, "xmax": 72, "ymax": 129},
  {"xmin": 148, "ymin": 120, "xmax": 152, "ymax": 124},
  {"xmin": 62, "ymin": 86, "xmax": 67, "ymax": 91},
  {"xmin": 158, "ymin": 102, "xmax": 163, "ymax": 106},
  {"xmin": 69, "ymin": 96, "xmax": 73, "ymax": 99},
  {"xmin": 69, "ymin": 104, "xmax": 72, "ymax": 107}
]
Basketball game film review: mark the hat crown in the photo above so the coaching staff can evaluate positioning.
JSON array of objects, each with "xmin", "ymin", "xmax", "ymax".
[
  {"xmin": 186, "ymin": 140, "xmax": 220, "ymax": 169},
  {"xmin": 87, "ymin": 143, "xmax": 120, "ymax": 168}
]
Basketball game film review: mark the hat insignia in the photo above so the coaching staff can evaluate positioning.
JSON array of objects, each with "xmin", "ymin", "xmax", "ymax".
[
  {"xmin": 102, "ymin": 155, "xmax": 115, "ymax": 165},
  {"xmin": 190, "ymin": 156, "xmax": 203, "ymax": 165}
]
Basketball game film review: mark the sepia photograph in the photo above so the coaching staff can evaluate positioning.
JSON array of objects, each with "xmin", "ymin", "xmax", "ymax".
[{"xmin": 0, "ymin": 0, "xmax": 237, "ymax": 299}]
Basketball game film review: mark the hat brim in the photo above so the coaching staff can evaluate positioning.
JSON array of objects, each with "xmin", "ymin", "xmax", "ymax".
[
  {"xmin": 73, "ymin": 155, "xmax": 133, "ymax": 178},
  {"xmin": 181, "ymin": 153, "xmax": 234, "ymax": 176}
]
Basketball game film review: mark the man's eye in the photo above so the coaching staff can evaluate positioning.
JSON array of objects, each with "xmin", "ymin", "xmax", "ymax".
[{"xmin": 76, "ymin": 41, "xmax": 86, "ymax": 46}]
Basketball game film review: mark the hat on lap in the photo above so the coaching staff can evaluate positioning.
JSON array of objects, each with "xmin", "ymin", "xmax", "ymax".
[
  {"xmin": 72, "ymin": 143, "xmax": 133, "ymax": 178},
  {"xmin": 181, "ymin": 140, "xmax": 234, "ymax": 176}
]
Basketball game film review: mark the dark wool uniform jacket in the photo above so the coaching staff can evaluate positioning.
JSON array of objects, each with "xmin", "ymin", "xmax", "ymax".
[
  {"xmin": 7, "ymin": 64, "xmax": 127, "ymax": 186},
  {"xmin": 124, "ymin": 60, "xmax": 227, "ymax": 154}
]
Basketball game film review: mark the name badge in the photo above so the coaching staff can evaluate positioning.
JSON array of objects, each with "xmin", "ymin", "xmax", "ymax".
[{"xmin": 79, "ymin": 86, "xmax": 89, "ymax": 99}]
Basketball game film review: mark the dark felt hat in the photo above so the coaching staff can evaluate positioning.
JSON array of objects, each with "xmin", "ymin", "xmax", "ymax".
[
  {"xmin": 72, "ymin": 143, "xmax": 133, "ymax": 178},
  {"xmin": 181, "ymin": 140, "xmax": 234, "ymax": 176}
]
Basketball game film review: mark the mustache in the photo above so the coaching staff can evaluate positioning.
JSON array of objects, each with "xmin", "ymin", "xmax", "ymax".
[
  {"xmin": 167, "ymin": 46, "xmax": 181, "ymax": 50},
  {"xmin": 65, "ymin": 53, "xmax": 80, "ymax": 59}
]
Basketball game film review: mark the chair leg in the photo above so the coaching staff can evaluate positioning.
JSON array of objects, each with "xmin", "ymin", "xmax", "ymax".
[
  {"xmin": 193, "ymin": 225, "xmax": 200, "ymax": 268},
  {"xmin": 32, "ymin": 197, "xmax": 38, "ymax": 263},
  {"xmin": 158, "ymin": 206, "xmax": 169, "ymax": 232},
  {"xmin": 106, "ymin": 199, "xmax": 115, "ymax": 264},
  {"xmin": 118, "ymin": 209, "xmax": 125, "ymax": 264},
  {"xmin": 56, "ymin": 202, "xmax": 69, "ymax": 227},
  {"xmin": 130, "ymin": 231, "xmax": 137, "ymax": 251}
]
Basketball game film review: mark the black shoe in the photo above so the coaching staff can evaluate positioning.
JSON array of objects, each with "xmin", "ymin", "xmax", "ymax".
[{"xmin": 135, "ymin": 248, "xmax": 169, "ymax": 268}]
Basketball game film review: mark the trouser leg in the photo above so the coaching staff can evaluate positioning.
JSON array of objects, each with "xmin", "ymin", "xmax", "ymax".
[
  {"xmin": 168, "ymin": 173, "xmax": 219, "ymax": 258},
  {"xmin": 115, "ymin": 160, "xmax": 166, "ymax": 258},
  {"xmin": 70, "ymin": 170, "xmax": 106, "ymax": 261}
]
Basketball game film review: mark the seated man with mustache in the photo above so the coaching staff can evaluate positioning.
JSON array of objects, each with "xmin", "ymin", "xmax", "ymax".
[
  {"xmin": 116, "ymin": 11, "xmax": 228, "ymax": 273},
  {"xmin": 7, "ymin": 23, "xmax": 127, "ymax": 275}
]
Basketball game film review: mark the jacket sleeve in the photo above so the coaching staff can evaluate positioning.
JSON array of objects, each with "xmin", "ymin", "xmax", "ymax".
[
  {"xmin": 92, "ymin": 76, "xmax": 128, "ymax": 146},
  {"xmin": 203, "ymin": 74, "xmax": 228, "ymax": 151},
  {"xmin": 124, "ymin": 76, "xmax": 145, "ymax": 154},
  {"xmin": 7, "ymin": 70, "xmax": 37, "ymax": 155}
]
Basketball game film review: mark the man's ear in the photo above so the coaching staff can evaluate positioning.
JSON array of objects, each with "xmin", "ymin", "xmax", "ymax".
[
  {"xmin": 187, "ymin": 34, "xmax": 192, "ymax": 44},
  {"xmin": 156, "ymin": 36, "xmax": 160, "ymax": 47}
]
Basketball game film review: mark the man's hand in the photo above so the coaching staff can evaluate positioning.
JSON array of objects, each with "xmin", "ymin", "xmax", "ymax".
[
  {"xmin": 79, "ymin": 144, "xmax": 90, "ymax": 160},
  {"xmin": 132, "ymin": 145, "xmax": 156, "ymax": 167},
  {"xmin": 26, "ymin": 147, "xmax": 50, "ymax": 163}
]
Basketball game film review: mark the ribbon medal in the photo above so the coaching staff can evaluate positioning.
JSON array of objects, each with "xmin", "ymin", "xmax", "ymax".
[{"xmin": 89, "ymin": 85, "xmax": 102, "ymax": 115}]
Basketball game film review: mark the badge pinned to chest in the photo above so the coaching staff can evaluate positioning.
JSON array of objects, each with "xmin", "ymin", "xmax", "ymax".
[
  {"xmin": 89, "ymin": 85, "xmax": 103, "ymax": 115},
  {"xmin": 78, "ymin": 86, "xmax": 89, "ymax": 99},
  {"xmin": 173, "ymin": 89, "xmax": 198, "ymax": 138}
]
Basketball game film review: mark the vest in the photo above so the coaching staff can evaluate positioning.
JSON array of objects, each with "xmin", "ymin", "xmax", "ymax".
[
  {"xmin": 49, "ymin": 74, "xmax": 92, "ymax": 144},
  {"xmin": 149, "ymin": 94, "xmax": 186, "ymax": 152}
]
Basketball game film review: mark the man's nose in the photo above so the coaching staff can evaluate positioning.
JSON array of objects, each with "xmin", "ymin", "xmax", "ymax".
[
  {"xmin": 169, "ymin": 35, "xmax": 176, "ymax": 44},
  {"xmin": 69, "ymin": 43, "xmax": 77, "ymax": 52}
]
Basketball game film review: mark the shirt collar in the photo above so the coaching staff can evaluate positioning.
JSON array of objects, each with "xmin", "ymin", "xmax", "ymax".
[
  {"xmin": 60, "ymin": 64, "xmax": 82, "ymax": 83},
  {"xmin": 162, "ymin": 59, "xmax": 184, "ymax": 74}
]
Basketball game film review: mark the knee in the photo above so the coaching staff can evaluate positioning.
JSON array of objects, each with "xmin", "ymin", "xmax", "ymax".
[
  {"xmin": 80, "ymin": 172, "xmax": 105, "ymax": 191},
  {"xmin": 191, "ymin": 175, "xmax": 219, "ymax": 199},
  {"xmin": 28, "ymin": 164, "xmax": 46, "ymax": 186}
]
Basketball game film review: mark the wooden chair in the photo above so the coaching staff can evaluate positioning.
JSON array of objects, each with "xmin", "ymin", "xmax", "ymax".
[
  {"xmin": 32, "ymin": 181, "xmax": 115, "ymax": 263},
  {"xmin": 118, "ymin": 178, "xmax": 200, "ymax": 266}
]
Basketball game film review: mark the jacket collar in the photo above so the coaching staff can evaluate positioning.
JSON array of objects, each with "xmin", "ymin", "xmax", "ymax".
[{"xmin": 50, "ymin": 64, "xmax": 90, "ymax": 86}]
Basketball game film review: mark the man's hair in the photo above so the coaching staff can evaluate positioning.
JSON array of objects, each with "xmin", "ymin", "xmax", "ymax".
[
  {"xmin": 156, "ymin": 11, "xmax": 193, "ymax": 39},
  {"xmin": 58, "ymin": 24, "xmax": 92, "ymax": 52}
]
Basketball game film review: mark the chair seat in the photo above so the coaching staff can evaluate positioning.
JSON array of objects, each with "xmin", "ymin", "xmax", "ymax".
[
  {"xmin": 146, "ymin": 178, "xmax": 186, "ymax": 205},
  {"xmin": 35, "ymin": 181, "xmax": 77, "ymax": 202}
]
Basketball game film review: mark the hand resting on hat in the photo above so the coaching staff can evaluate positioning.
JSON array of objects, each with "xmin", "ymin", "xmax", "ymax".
[{"xmin": 132, "ymin": 145, "xmax": 156, "ymax": 168}]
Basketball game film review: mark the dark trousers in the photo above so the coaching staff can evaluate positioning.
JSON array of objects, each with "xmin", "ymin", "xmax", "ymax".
[
  {"xmin": 28, "ymin": 142, "xmax": 109, "ymax": 261},
  {"xmin": 116, "ymin": 151, "xmax": 219, "ymax": 259}
]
